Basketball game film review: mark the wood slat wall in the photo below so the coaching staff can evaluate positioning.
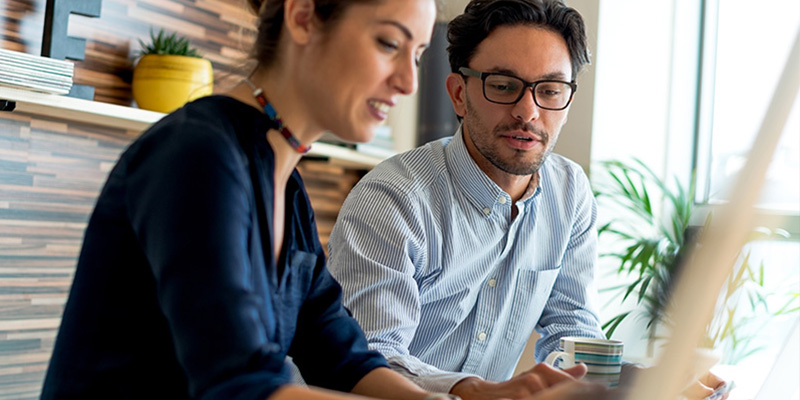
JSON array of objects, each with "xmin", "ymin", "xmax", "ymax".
[
  {"xmin": 0, "ymin": 110, "xmax": 363, "ymax": 398},
  {"xmin": 0, "ymin": 111, "xmax": 137, "ymax": 400}
]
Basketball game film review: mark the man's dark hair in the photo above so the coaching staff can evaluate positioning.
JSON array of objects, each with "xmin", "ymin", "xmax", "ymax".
[{"xmin": 447, "ymin": 0, "xmax": 590, "ymax": 80}]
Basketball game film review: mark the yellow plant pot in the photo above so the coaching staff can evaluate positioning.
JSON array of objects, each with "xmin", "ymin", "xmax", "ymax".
[{"xmin": 132, "ymin": 55, "xmax": 213, "ymax": 113}]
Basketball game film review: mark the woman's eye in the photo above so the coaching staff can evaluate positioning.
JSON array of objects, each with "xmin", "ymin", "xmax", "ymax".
[{"xmin": 378, "ymin": 38, "xmax": 399, "ymax": 51}]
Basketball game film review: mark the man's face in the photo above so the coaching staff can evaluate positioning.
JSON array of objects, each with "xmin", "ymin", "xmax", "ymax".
[{"xmin": 447, "ymin": 25, "xmax": 574, "ymax": 177}]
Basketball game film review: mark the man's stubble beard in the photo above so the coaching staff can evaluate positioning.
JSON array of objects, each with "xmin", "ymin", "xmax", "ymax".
[{"xmin": 463, "ymin": 97, "xmax": 557, "ymax": 176}]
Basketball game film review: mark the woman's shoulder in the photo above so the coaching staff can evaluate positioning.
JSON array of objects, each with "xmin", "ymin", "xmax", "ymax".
[
  {"xmin": 148, "ymin": 95, "xmax": 260, "ymax": 136},
  {"xmin": 122, "ymin": 96, "xmax": 263, "ymax": 169}
]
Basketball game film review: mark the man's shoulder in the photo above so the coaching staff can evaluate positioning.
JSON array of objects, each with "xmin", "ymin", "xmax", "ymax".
[
  {"xmin": 542, "ymin": 153, "xmax": 588, "ymax": 180},
  {"xmin": 359, "ymin": 137, "xmax": 452, "ymax": 192},
  {"xmin": 541, "ymin": 154, "xmax": 592, "ymax": 196}
]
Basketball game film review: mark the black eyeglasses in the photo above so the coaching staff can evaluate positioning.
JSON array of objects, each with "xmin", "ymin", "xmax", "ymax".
[{"xmin": 458, "ymin": 67, "xmax": 577, "ymax": 111}]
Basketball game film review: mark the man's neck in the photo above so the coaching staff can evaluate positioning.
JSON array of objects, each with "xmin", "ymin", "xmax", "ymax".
[{"xmin": 461, "ymin": 129, "xmax": 538, "ymax": 203}]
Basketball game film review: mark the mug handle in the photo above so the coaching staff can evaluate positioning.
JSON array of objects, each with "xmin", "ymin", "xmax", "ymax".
[{"xmin": 544, "ymin": 351, "xmax": 575, "ymax": 369}]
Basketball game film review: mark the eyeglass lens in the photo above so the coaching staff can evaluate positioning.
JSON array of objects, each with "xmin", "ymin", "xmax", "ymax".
[{"xmin": 483, "ymin": 75, "xmax": 572, "ymax": 109}]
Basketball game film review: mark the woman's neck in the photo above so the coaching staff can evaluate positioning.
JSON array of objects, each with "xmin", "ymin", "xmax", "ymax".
[{"xmin": 226, "ymin": 71, "xmax": 321, "ymax": 185}]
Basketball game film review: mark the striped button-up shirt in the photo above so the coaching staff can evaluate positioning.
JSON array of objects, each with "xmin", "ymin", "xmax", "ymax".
[{"xmin": 328, "ymin": 128, "xmax": 604, "ymax": 392}]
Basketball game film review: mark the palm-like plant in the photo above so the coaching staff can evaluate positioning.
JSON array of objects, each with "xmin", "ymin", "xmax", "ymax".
[
  {"xmin": 594, "ymin": 158, "xmax": 797, "ymax": 364},
  {"xmin": 699, "ymin": 229, "xmax": 796, "ymax": 364},
  {"xmin": 593, "ymin": 158, "xmax": 695, "ymax": 339}
]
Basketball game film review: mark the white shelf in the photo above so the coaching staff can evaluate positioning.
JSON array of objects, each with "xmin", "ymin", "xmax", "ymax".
[
  {"xmin": 0, "ymin": 85, "xmax": 162, "ymax": 131},
  {"xmin": 0, "ymin": 86, "xmax": 384, "ymax": 169}
]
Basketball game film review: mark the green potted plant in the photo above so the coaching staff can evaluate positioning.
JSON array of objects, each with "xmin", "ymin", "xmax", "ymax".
[
  {"xmin": 132, "ymin": 28, "xmax": 213, "ymax": 113},
  {"xmin": 594, "ymin": 158, "xmax": 797, "ymax": 364}
]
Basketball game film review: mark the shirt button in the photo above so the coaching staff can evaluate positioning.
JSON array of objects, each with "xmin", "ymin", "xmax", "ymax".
[
  {"xmin": 498, "ymin": 196, "xmax": 507, "ymax": 204},
  {"xmin": 482, "ymin": 207, "xmax": 491, "ymax": 215},
  {"xmin": 477, "ymin": 332, "xmax": 487, "ymax": 341},
  {"xmin": 488, "ymin": 278, "xmax": 497, "ymax": 287}
]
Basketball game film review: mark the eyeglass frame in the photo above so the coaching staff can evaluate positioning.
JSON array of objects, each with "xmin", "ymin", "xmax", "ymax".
[{"xmin": 458, "ymin": 67, "xmax": 577, "ymax": 111}]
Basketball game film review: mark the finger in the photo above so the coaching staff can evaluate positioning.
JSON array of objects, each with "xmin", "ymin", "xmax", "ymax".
[
  {"xmin": 700, "ymin": 371, "xmax": 725, "ymax": 389},
  {"xmin": 529, "ymin": 363, "xmax": 584, "ymax": 387},
  {"xmin": 561, "ymin": 363, "xmax": 588, "ymax": 379},
  {"xmin": 682, "ymin": 380, "xmax": 714, "ymax": 400},
  {"xmin": 523, "ymin": 380, "xmax": 610, "ymax": 400}
]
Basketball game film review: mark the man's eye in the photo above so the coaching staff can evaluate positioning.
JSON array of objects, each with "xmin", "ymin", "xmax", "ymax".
[{"xmin": 490, "ymin": 83, "xmax": 517, "ymax": 92}]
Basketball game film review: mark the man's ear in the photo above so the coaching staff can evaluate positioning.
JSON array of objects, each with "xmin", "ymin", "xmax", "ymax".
[
  {"xmin": 446, "ymin": 73, "xmax": 467, "ymax": 118},
  {"xmin": 283, "ymin": 0, "xmax": 317, "ymax": 45}
]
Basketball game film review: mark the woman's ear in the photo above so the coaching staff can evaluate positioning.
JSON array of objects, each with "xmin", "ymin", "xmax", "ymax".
[
  {"xmin": 283, "ymin": 0, "xmax": 316, "ymax": 45},
  {"xmin": 446, "ymin": 73, "xmax": 468, "ymax": 117}
]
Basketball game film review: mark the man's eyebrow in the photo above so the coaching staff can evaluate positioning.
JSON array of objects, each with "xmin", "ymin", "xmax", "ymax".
[
  {"xmin": 377, "ymin": 19, "xmax": 413, "ymax": 40},
  {"xmin": 489, "ymin": 68, "xmax": 570, "ymax": 81}
]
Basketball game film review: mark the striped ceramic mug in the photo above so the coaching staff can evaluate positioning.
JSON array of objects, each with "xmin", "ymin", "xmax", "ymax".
[{"xmin": 544, "ymin": 337, "xmax": 624, "ymax": 387}]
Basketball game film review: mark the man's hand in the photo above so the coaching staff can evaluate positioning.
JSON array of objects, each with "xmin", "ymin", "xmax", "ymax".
[
  {"xmin": 519, "ymin": 380, "xmax": 613, "ymax": 400},
  {"xmin": 450, "ymin": 363, "xmax": 587, "ymax": 400}
]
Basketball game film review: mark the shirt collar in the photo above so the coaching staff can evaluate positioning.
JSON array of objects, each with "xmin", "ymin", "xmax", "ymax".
[
  {"xmin": 445, "ymin": 126, "xmax": 542, "ymax": 216},
  {"xmin": 445, "ymin": 126, "xmax": 544, "ymax": 215}
]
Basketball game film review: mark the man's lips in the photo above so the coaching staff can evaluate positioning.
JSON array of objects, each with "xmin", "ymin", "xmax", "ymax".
[
  {"xmin": 502, "ymin": 130, "xmax": 546, "ymax": 142},
  {"xmin": 504, "ymin": 134, "xmax": 536, "ymax": 142},
  {"xmin": 498, "ymin": 128, "xmax": 548, "ymax": 150}
]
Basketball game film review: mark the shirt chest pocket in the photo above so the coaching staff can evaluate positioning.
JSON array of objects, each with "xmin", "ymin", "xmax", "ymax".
[{"xmin": 504, "ymin": 268, "xmax": 560, "ymax": 342}]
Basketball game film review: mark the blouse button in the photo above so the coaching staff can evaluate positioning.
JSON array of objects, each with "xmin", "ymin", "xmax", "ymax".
[
  {"xmin": 482, "ymin": 207, "xmax": 491, "ymax": 215},
  {"xmin": 498, "ymin": 196, "xmax": 507, "ymax": 204},
  {"xmin": 488, "ymin": 278, "xmax": 497, "ymax": 288},
  {"xmin": 477, "ymin": 332, "xmax": 487, "ymax": 341}
]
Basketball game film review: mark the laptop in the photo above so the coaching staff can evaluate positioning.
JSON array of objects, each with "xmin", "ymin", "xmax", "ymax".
[{"xmin": 621, "ymin": 26, "xmax": 800, "ymax": 400}]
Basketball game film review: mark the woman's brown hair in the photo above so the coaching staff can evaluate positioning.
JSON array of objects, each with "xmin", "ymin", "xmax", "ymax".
[{"xmin": 246, "ymin": 0, "xmax": 381, "ymax": 68}]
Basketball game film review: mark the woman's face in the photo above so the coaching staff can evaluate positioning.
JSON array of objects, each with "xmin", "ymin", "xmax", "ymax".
[{"xmin": 301, "ymin": 0, "xmax": 436, "ymax": 143}]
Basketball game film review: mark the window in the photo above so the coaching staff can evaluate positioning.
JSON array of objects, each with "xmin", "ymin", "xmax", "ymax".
[{"xmin": 695, "ymin": 0, "xmax": 800, "ymax": 214}]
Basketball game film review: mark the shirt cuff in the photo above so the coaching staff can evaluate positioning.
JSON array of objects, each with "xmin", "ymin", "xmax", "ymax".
[{"xmin": 385, "ymin": 355, "xmax": 481, "ymax": 393}]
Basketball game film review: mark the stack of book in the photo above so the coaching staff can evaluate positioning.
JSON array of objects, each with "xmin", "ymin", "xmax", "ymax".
[{"xmin": 0, "ymin": 49, "xmax": 74, "ymax": 95}]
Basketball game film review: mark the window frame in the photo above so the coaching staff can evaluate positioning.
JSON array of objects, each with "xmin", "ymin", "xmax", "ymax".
[{"xmin": 683, "ymin": 0, "xmax": 800, "ymax": 238}]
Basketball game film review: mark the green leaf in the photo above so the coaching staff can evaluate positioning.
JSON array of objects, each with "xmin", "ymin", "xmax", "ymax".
[
  {"xmin": 602, "ymin": 312, "xmax": 632, "ymax": 338},
  {"xmin": 638, "ymin": 275, "xmax": 653, "ymax": 302},
  {"xmin": 138, "ymin": 28, "xmax": 202, "ymax": 58}
]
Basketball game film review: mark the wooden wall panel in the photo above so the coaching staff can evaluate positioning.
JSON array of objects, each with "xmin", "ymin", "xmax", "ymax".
[
  {"xmin": 0, "ymin": 112, "xmax": 137, "ymax": 399},
  {"xmin": 1, "ymin": 0, "xmax": 257, "ymax": 105},
  {"xmin": 0, "ymin": 110, "xmax": 362, "ymax": 398}
]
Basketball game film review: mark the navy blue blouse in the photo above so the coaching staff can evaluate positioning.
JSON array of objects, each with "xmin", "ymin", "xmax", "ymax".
[{"xmin": 41, "ymin": 96, "xmax": 388, "ymax": 399}]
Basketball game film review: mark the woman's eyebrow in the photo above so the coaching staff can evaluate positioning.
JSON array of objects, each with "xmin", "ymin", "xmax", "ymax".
[{"xmin": 377, "ymin": 19, "xmax": 413, "ymax": 40}]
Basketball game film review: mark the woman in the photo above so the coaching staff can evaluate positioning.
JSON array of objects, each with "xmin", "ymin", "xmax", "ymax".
[{"xmin": 40, "ymin": 0, "xmax": 448, "ymax": 399}]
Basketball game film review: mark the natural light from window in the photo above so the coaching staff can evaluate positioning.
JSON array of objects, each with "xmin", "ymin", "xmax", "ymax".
[{"xmin": 703, "ymin": 0, "xmax": 800, "ymax": 213}]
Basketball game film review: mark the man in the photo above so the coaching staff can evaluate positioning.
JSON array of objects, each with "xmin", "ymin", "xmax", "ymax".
[{"xmin": 328, "ymin": 1, "xmax": 723, "ymax": 399}]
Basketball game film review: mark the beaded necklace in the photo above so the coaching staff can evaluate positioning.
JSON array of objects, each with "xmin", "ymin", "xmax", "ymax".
[{"xmin": 244, "ymin": 79, "xmax": 311, "ymax": 154}]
